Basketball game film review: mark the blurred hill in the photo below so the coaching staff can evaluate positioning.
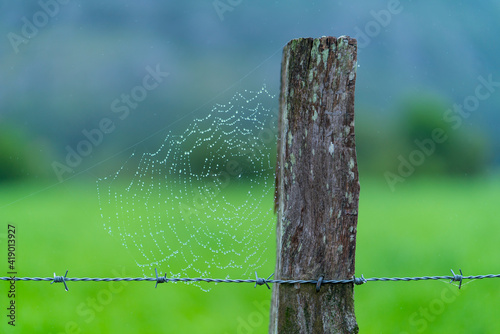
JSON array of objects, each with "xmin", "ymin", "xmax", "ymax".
[{"xmin": 0, "ymin": 0, "xmax": 499, "ymax": 181}]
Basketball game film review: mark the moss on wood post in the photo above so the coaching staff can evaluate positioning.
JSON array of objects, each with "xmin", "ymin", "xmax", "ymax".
[{"xmin": 270, "ymin": 36, "xmax": 359, "ymax": 334}]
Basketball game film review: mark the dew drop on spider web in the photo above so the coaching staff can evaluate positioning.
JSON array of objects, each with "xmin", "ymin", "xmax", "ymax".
[{"xmin": 96, "ymin": 86, "xmax": 278, "ymax": 290}]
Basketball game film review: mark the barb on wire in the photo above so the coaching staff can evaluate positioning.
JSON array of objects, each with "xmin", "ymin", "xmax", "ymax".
[
  {"xmin": 316, "ymin": 276, "xmax": 324, "ymax": 292},
  {"xmin": 353, "ymin": 275, "xmax": 367, "ymax": 285},
  {"xmin": 155, "ymin": 268, "xmax": 167, "ymax": 288},
  {"xmin": 254, "ymin": 271, "xmax": 274, "ymax": 289},
  {"xmin": 450, "ymin": 269, "xmax": 463, "ymax": 289},
  {"xmin": 50, "ymin": 270, "xmax": 69, "ymax": 291},
  {"xmin": 2, "ymin": 268, "xmax": 500, "ymax": 291}
]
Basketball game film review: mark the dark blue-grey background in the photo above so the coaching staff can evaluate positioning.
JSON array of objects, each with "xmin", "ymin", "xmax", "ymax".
[{"xmin": 1, "ymin": 0, "xmax": 499, "ymax": 184}]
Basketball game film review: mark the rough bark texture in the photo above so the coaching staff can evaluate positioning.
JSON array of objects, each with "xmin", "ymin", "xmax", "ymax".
[{"xmin": 270, "ymin": 36, "xmax": 359, "ymax": 334}]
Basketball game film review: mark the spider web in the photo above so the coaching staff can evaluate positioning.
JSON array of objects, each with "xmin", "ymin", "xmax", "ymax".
[{"xmin": 96, "ymin": 86, "xmax": 277, "ymax": 287}]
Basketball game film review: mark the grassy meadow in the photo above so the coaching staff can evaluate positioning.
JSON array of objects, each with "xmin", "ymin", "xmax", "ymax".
[{"xmin": 1, "ymin": 174, "xmax": 500, "ymax": 333}]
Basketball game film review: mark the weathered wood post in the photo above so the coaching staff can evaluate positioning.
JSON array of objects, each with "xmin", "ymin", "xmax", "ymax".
[{"xmin": 270, "ymin": 36, "xmax": 359, "ymax": 333}]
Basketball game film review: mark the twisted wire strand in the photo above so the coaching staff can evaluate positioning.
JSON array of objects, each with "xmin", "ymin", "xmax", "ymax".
[{"xmin": 2, "ymin": 270, "xmax": 500, "ymax": 291}]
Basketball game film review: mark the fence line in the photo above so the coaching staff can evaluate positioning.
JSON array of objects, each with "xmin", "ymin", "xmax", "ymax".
[{"xmin": 2, "ymin": 268, "xmax": 500, "ymax": 291}]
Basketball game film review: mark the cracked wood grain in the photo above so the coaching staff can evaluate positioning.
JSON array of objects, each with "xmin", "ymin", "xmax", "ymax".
[{"xmin": 270, "ymin": 36, "xmax": 360, "ymax": 334}]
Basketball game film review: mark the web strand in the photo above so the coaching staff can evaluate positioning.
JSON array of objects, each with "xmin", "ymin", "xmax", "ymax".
[{"xmin": 96, "ymin": 86, "xmax": 278, "ymax": 290}]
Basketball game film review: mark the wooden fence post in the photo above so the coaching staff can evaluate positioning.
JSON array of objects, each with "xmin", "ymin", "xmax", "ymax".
[{"xmin": 270, "ymin": 36, "xmax": 359, "ymax": 333}]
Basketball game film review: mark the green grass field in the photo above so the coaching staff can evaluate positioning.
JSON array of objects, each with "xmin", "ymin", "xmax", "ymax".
[{"xmin": 1, "ymin": 175, "xmax": 499, "ymax": 333}]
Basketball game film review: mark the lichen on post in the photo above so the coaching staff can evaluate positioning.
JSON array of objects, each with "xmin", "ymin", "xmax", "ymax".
[{"xmin": 270, "ymin": 36, "xmax": 359, "ymax": 334}]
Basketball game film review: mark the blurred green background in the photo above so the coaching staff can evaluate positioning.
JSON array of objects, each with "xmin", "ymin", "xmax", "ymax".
[{"xmin": 1, "ymin": 0, "xmax": 500, "ymax": 333}]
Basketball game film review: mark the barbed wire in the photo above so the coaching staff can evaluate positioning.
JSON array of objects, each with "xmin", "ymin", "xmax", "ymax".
[{"xmin": 2, "ymin": 268, "xmax": 500, "ymax": 291}]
